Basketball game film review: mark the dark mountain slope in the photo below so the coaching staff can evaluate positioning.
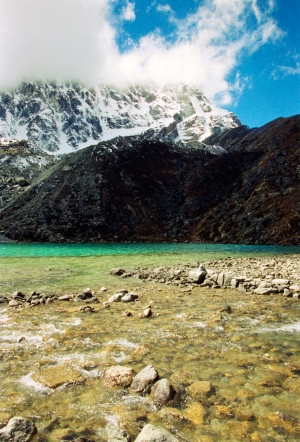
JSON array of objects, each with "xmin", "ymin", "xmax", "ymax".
[
  {"xmin": 198, "ymin": 115, "xmax": 300, "ymax": 244},
  {"xmin": 0, "ymin": 115, "xmax": 299, "ymax": 245}
]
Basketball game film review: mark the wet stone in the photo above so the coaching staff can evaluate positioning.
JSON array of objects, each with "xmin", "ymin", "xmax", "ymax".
[
  {"xmin": 31, "ymin": 365, "xmax": 85, "ymax": 389},
  {"xmin": 135, "ymin": 424, "xmax": 178, "ymax": 442},
  {"xmin": 151, "ymin": 378, "xmax": 175, "ymax": 405},
  {"xmin": 104, "ymin": 366, "xmax": 136, "ymax": 388},
  {"xmin": 131, "ymin": 365, "xmax": 159, "ymax": 394},
  {"xmin": 0, "ymin": 416, "xmax": 37, "ymax": 441}
]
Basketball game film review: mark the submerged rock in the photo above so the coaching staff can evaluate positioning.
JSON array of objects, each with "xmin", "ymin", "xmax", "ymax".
[
  {"xmin": 187, "ymin": 381, "xmax": 214, "ymax": 401},
  {"xmin": 183, "ymin": 402, "xmax": 207, "ymax": 425},
  {"xmin": 31, "ymin": 365, "xmax": 85, "ymax": 389},
  {"xmin": 106, "ymin": 423, "xmax": 131, "ymax": 442}
]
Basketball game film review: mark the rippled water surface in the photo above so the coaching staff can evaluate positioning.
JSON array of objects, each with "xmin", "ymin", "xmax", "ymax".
[{"xmin": 1, "ymin": 244, "xmax": 300, "ymax": 441}]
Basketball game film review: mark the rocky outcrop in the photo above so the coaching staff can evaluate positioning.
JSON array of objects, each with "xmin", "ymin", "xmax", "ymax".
[
  {"xmin": 0, "ymin": 115, "xmax": 299, "ymax": 245},
  {"xmin": 0, "ymin": 139, "xmax": 57, "ymax": 210}
]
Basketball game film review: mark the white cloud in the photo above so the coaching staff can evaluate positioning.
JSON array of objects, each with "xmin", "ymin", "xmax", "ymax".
[
  {"xmin": 121, "ymin": 1, "xmax": 136, "ymax": 21},
  {"xmin": 0, "ymin": 0, "xmax": 120, "ymax": 88},
  {"xmin": 156, "ymin": 4, "xmax": 172, "ymax": 13},
  {"xmin": 0, "ymin": 0, "xmax": 284, "ymax": 104},
  {"xmin": 277, "ymin": 62, "xmax": 300, "ymax": 76}
]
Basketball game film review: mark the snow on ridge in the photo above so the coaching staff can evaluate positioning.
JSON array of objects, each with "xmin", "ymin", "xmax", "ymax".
[{"xmin": 0, "ymin": 82, "xmax": 241, "ymax": 154}]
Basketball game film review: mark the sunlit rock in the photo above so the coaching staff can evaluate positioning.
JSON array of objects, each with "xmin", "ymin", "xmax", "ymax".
[{"xmin": 31, "ymin": 365, "xmax": 85, "ymax": 389}]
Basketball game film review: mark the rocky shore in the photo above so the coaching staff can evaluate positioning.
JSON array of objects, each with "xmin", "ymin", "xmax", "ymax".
[
  {"xmin": 2, "ymin": 255, "xmax": 300, "ymax": 309},
  {"xmin": 112, "ymin": 254, "xmax": 300, "ymax": 299}
]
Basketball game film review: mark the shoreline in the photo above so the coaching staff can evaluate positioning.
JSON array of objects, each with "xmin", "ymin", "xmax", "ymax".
[{"xmin": 2, "ymin": 254, "xmax": 300, "ymax": 307}]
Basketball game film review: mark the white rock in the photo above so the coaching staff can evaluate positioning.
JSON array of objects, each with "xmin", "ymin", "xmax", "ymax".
[
  {"xmin": 135, "ymin": 424, "xmax": 178, "ymax": 442},
  {"xmin": 188, "ymin": 266, "xmax": 207, "ymax": 284},
  {"xmin": 131, "ymin": 365, "xmax": 159, "ymax": 393},
  {"xmin": 254, "ymin": 288, "xmax": 278, "ymax": 295},
  {"xmin": 107, "ymin": 293, "xmax": 123, "ymax": 303},
  {"xmin": 290, "ymin": 285, "xmax": 300, "ymax": 291},
  {"xmin": 272, "ymin": 279, "xmax": 290, "ymax": 285}
]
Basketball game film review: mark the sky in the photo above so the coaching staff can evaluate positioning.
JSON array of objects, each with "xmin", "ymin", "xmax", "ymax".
[{"xmin": 0, "ymin": 0, "xmax": 299, "ymax": 127}]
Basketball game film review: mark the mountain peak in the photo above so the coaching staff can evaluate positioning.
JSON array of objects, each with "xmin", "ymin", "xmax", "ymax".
[{"xmin": 0, "ymin": 81, "xmax": 241, "ymax": 154}]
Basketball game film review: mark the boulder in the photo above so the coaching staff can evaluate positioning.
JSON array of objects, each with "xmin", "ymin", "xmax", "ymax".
[
  {"xmin": 15, "ymin": 177, "xmax": 30, "ymax": 187},
  {"xmin": 107, "ymin": 293, "xmax": 124, "ymax": 303},
  {"xmin": 104, "ymin": 366, "xmax": 136, "ymax": 388},
  {"xmin": 8, "ymin": 299, "xmax": 22, "ymax": 307},
  {"xmin": 272, "ymin": 279, "xmax": 290, "ymax": 285},
  {"xmin": 58, "ymin": 295, "xmax": 71, "ymax": 301},
  {"xmin": 75, "ymin": 288, "xmax": 93, "ymax": 300},
  {"xmin": 110, "ymin": 268, "xmax": 125, "ymax": 276},
  {"xmin": 130, "ymin": 365, "xmax": 159, "ymax": 394},
  {"xmin": 115, "ymin": 289, "xmax": 128, "ymax": 295},
  {"xmin": 135, "ymin": 424, "xmax": 178, "ymax": 442},
  {"xmin": 121, "ymin": 292, "xmax": 139, "ymax": 302},
  {"xmin": 0, "ymin": 416, "xmax": 37, "ymax": 441},
  {"xmin": 12, "ymin": 291, "xmax": 25, "ymax": 299},
  {"xmin": 188, "ymin": 266, "xmax": 207, "ymax": 284},
  {"xmin": 254, "ymin": 288, "xmax": 278, "ymax": 295},
  {"xmin": 151, "ymin": 378, "xmax": 175, "ymax": 405}
]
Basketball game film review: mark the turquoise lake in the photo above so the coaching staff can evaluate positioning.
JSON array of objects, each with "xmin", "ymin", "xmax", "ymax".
[{"xmin": 1, "ymin": 242, "xmax": 300, "ymax": 257}]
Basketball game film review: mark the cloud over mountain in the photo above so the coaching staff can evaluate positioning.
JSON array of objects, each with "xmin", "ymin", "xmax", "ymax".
[{"xmin": 0, "ymin": 0, "xmax": 284, "ymax": 103}]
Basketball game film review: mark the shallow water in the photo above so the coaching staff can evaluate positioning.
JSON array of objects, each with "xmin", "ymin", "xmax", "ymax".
[
  {"xmin": 1, "ymin": 242, "xmax": 300, "ymax": 296},
  {"xmin": 1, "ymin": 245, "xmax": 300, "ymax": 441}
]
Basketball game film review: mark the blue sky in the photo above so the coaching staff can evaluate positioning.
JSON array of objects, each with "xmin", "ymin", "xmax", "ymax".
[
  {"xmin": 111, "ymin": 0, "xmax": 300, "ymax": 127},
  {"xmin": 0, "ymin": 0, "xmax": 299, "ymax": 128}
]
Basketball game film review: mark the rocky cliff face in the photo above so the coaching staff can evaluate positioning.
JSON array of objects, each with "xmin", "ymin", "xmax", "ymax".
[
  {"xmin": 0, "ymin": 81, "xmax": 240, "ymax": 153},
  {"xmin": 0, "ymin": 138, "xmax": 57, "ymax": 210},
  {"xmin": 0, "ymin": 115, "xmax": 299, "ymax": 245}
]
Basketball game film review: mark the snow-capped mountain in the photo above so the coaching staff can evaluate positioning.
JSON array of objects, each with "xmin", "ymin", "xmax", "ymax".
[{"xmin": 0, "ymin": 81, "xmax": 241, "ymax": 154}]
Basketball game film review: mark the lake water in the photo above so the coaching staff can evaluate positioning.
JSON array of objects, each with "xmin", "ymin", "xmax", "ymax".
[{"xmin": 1, "ymin": 242, "xmax": 300, "ymax": 257}]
